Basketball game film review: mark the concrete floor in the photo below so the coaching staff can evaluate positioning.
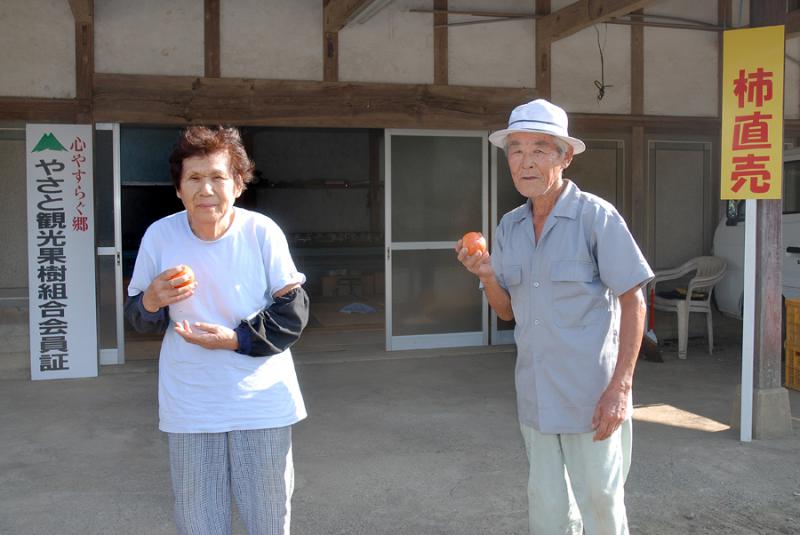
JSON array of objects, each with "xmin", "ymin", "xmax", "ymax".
[{"xmin": 1, "ymin": 312, "xmax": 800, "ymax": 534}]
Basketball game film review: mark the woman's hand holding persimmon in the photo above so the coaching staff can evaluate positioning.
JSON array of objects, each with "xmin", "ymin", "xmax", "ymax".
[{"xmin": 141, "ymin": 265, "xmax": 197, "ymax": 313}]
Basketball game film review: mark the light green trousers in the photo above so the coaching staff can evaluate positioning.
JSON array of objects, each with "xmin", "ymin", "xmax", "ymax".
[{"xmin": 519, "ymin": 419, "xmax": 632, "ymax": 535}]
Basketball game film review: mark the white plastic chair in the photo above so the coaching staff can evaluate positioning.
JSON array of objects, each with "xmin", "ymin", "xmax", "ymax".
[{"xmin": 648, "ymin": 256, "xmax": 727, "ymax": 360}]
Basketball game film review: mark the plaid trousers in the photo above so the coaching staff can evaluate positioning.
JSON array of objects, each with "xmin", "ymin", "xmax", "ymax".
[{"xmin": 167, "ymin": 427, "xmax": 294, "ymax": 535}]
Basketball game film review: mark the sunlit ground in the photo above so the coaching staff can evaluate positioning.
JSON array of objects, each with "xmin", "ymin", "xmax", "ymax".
[{"xmin": 633, "ymin": 403, "xmax": 731, "ymax": 432}]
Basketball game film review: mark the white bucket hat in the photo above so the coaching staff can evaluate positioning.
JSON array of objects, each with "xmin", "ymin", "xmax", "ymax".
[{"xmin": 489, "ymin": 99, "xmax": 586, "ymax": 155}]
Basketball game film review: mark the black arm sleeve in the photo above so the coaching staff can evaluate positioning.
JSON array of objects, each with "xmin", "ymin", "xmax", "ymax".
[
  {"xmin": 124, "ymin": 293, "xmax": 170, "ymax": 334},
  {"xmin": 234, "ymin": 286, "xmax": 310, "ymax": 357}
]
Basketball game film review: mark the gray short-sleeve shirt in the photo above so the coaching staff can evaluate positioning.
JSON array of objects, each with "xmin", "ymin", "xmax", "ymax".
[{"xmin": 492, "ymin": 180, "xmax": 653, "ymax": 434}]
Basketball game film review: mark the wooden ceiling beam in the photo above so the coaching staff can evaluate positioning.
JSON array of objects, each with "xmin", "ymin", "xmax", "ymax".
[
  {"xmin": 323, "ymin": 0, "xmax": 374, "ymax": 32},
  {"xmin": 0, "ymin": 97, "xmax": 91, "ymax": 123},
  {"xmin": 569, "ymin": 113, "xmax": 719, "ymax": 133},
  {"xmin": 542, "ymin": 0, "xmax": 658, "ymax": 41},
  {"xmin": 88, "ymin": 72, "xmax": 738, "ymax": 133},
  {"xmin": 9, "ymin": 80, "xmax": 800, "ymax": 134},
  {"xmin": 67, "ymin": 0, "xmax": 92, "ymax": 23},
  {"xmin": 92, "ymin": 73, "xmax": 535, "ymax": 128},
  {"xmin": 322, "ymin": 0, "xmax": 374, "ymax": 82}
]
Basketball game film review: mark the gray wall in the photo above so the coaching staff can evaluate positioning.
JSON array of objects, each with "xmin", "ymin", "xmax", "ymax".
[{"xmin": 0, "ymin": 132, "xmax": 27, "ymax": 289}]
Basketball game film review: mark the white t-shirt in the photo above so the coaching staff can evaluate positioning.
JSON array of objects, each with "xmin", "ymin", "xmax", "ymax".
[{"xmin": 128, "ymin": 207, "xmax": 307, "ymax": 433}]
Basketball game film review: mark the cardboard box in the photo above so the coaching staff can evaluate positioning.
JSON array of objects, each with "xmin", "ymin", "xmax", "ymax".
[
  {"xmin": 361, "ymin": 274, "xmax": 375, "ymax": 297},
  {"xmin": 336, "ymin": 279, "xmax": 350, "ymax": 297},
  {"xmin": 321, "ymin": 276, "xmax": 338, "ymax": 297},
  {"xmin": 375, "ymin": 272, "xmax": 385, "ymax": 295}
]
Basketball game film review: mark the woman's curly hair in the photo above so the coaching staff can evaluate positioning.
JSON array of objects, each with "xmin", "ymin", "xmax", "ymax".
[{"xmin": 169, "ymin": 126, "xmax": 255, "ymax": 191}]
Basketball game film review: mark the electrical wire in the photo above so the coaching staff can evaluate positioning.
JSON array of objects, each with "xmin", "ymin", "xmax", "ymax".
[{"xmin": 593, "ymin": 24, "xmax": 613, "ymax": 102}]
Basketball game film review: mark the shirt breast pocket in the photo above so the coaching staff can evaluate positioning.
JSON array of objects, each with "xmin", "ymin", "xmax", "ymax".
[
  {"xmin": 550, "ymin": 260, "xmax": 606, "ymax": 328},
  {"xmin": 502, "ymin": 265, "xmax": 526, "ymax": 324}
]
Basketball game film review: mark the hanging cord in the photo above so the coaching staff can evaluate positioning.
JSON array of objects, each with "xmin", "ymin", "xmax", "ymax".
[{"xmin": 593, "ymin": 24, "xmax": 612, "ymax": 102}]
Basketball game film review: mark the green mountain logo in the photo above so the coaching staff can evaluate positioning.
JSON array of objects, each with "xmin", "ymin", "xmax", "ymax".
[{"xmin": 31, "ymin": 133, "xmax": 67, "ymax": 152}]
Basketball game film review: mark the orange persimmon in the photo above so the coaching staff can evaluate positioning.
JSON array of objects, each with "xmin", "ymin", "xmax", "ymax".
[
  {"xmin": 168, "ymin": 265, "xmax": 195, "ymax": 289},
  {"xmin": 462, "ymin": 232, "xmax": 487, "ymax": 256}
]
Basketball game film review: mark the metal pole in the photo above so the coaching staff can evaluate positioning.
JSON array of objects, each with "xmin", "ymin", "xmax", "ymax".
[{"xmin": 740, "ymin": 198, "xmax": 757, "ymax": 442}]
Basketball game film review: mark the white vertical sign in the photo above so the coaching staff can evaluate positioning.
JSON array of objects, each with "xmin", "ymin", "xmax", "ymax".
[{"xmin": 26, "ymin": 124, "xmax": 98, "ymax": 380}]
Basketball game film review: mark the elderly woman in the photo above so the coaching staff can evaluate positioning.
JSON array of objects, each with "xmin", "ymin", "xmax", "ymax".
[{"xmin": 124, "ymin": 126, "xmax": 308, "ymax": 535}]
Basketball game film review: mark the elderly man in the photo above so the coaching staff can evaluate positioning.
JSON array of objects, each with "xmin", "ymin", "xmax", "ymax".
[{"xmin": 456, "ymin": 99, "xmax": 653, "ymax": 534}]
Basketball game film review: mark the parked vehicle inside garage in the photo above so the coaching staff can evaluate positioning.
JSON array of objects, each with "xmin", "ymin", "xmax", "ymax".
[{"xmin": 712, "ymin": 147, "xmax": 800, "ymax": 318}]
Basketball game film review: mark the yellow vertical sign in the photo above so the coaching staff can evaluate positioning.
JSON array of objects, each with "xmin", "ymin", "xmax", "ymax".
[{"xmin": 721, "ymin": 25, "xmax": 784, "ymax": 200}]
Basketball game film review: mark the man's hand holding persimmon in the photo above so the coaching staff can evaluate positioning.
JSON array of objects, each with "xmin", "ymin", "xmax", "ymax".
[{"xmin": 455, "ymin": 238, "xmax": 495, "ymax": 282}]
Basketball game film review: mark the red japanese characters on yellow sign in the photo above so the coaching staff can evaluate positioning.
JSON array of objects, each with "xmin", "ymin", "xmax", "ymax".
[{"xmin": 721, "ymin": 26, "xmax": 785, "ymax": 200}]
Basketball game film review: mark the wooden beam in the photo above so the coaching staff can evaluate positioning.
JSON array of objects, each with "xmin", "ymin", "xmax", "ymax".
[
  {"xmin": 716, "ymin": 0, "xmax": 729, "ymax": 241},
  {"xmin": 323, "ymin": 0, "xmax": 374, "ymax": 32},
  {"xmin": 543, "ymin": 0, "xmax": 658, "ymax": 41},
  {"xmin": 322, "ymin": 1, "xmax": 362, "ymax": 82},
  {"xmin": 534, "ymin": 30, "xmax": 551, "ymax": 99},
  {"xmin": 750, "ymin": 1, "xmax": 788, "ymax": 432},
  {"xmin": 630, "ymin": 126, "xmax": 645, "ymax": 246},
  {"xmin": 74, "ymin": 18, "xmax": 93, "ymax": 104},
  {"xmin": 792, "ymin": 9, "xmax": 800, "ymax": 142},
  {"xmin": 420, "ymin": 9, "xmax": 726, "ymax": 32},
  {"xmin": 723, "ymin": 0, "xmax": 795, "ymax": 439},
  {"xmin": 92, "ymin": 73, "xmax": 537, "ymax": 128},
  {"xmin": 68, "ymin": 0, "xmax": 92, "ymax": 23},
  {"xmin": 68, "ymin": 0, "xmax": 93, "ymax": 112},
  {"xmin": 570, "ymin": 112, "xmax": 719, "ymax": 133},
  {"xmin": 604, "ymin": 18, "xmax": 722, "ymax": 32},
  {"xmin": 787, "ymin": 9, "xmax": 800, "ymax": 38},
  {"xmin": 717, "ymin": 0, "xmax": 730, "ymax": 123},
  {"xmin": 368, "ymin": 129, "xmax": 381, "ymax": 232},
  {"xmin": 0, "ymin": 97, "xmax": 91, "ymax": 123},
  {"xmin": 7, "ymin": 78, "xmax": 793, "ymax": 134},
  {"xmin": 323, "ymin": 31, "xmax": 338, "ymax": 82},
  {"xmin": 87, "ymin": 72, "xmax": 741, "ymax": 131},
  {"xmin": 629, "ymin": 6, "xmax": 644, "ymax": 249},
  {"xmin": 630, "ymin": 10, "xmax": 643, "ymax": 115},
  {"xmin": 1, "ymin": 72, "xmax": 750, "ymax": 134},
  {"xmin": 434, "ymin": 0, "xmax": 448, "ymax": 85},
  {"xmin": 204, "ymin": 0, "xmax": 220, "ymax": 78},
  {"xmin": 751, "ymin": 0, "xmax": 787, "ymax": 29},
  {"xmin": 535, "ymin": 0, "xmax": 551, "ymax": 100}
]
